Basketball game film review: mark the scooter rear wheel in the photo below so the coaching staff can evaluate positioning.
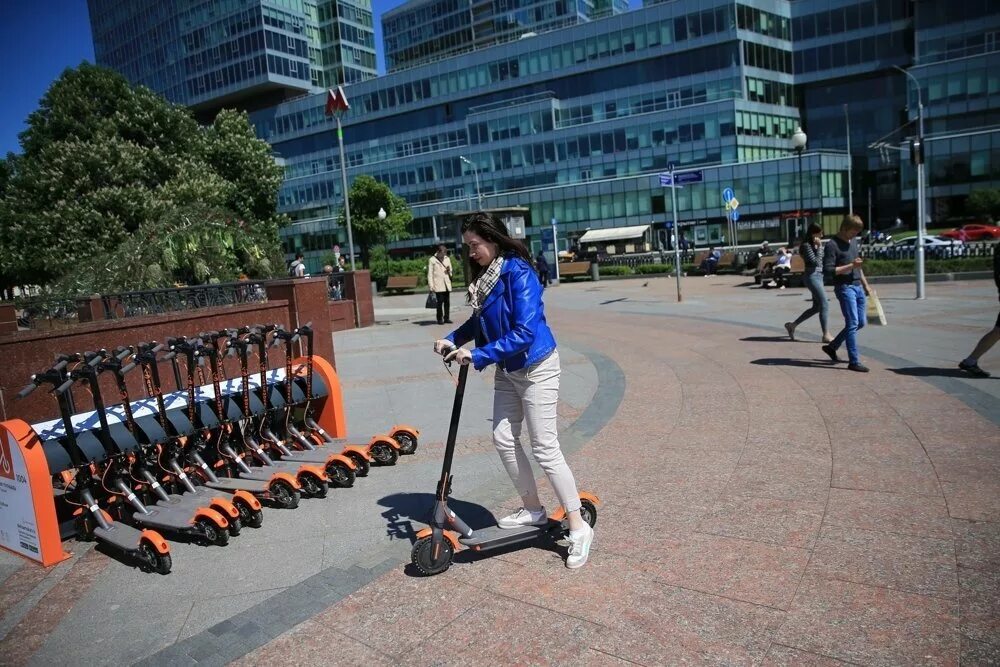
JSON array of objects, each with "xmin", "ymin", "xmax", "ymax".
[
  {"xmin": 326, "ymin": 460, "xmax": 356, "ymax": 488},
  {"xmin": 138, "ymin": 542, "xmax": 172, "ymax": 575},
  {"xmin": 236, "ymin": 499, "xmax": 264, "ymax": 528},
  {"xmin": 411, "ymin": 536, "xmax": 453, "ymax": 576},
  {"xmin": 345, "ymin": 451, "xmax": 370, "ymax": 477},
  {"xmin": 227, "ymin": 517, "xmax": 242, "ymax": 537},
  {"xmin": 270, "ymin": 479, "xmax": 300, "ymax": 509},
  {"xmin": 370, "ymin": 441, "xmax": 399, "ymax": 466},
  {"xmin": 393, "ymin": 431, "xmax": 418, "ymax": 455},
  {"xmin": 579, "ymin": 499, "xmax": 598, "ymax": 528},
  {"xmin": 197, "ymin": 518, "xmax": 230, "ymax": 547},
  {"xmin": 301, "ymin": 472, "xmax": 329, "ymax": 498}
]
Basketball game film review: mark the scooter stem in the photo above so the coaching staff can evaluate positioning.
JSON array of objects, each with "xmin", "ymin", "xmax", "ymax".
[{"xmin": 437, "ymin": 362, "xmax": 469, "ymax": 500}]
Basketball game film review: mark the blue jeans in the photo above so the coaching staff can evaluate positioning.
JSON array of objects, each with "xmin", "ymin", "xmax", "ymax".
[
  {"xmin": 831, "ymin": 284, "xmax": 867, "ymax": 365},
  {"xmin": 792, "ymin": 272, "xmax": 829, "ymax": 334}
]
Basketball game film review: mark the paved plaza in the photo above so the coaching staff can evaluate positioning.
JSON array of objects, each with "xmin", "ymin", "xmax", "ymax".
[{"xmin": 0, "ymin": 274, "xmax": 998, "ymax": 666}]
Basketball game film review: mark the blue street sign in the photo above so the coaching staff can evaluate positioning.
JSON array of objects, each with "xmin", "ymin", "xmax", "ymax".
[
  {"xmin": 731, "ymin": 209, "xmax": 740, "ymax": 222},
  {"xmin": 675, "ymin": 170, "xmax": 703, "ymax": 184},
  {"xmin": 541, "ymin": 227, "xmax": 554, "ymax": 250},
  {"xmin": 722, "ymin": 187, "xmax": 735, "ymax": 203},
  {"xmin": 659, "ymin": 173, "xmax": 673, "ymax": 186}
]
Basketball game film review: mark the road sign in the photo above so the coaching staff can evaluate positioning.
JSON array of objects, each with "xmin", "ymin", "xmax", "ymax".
[
  {"xmin": 727, "ymin": 198, "xmax": 740, "ymax": 210},
  {"xmin": 722, "ymin": 187, "xmax": 735, "ymax": 203},
  {"xmin": 731, "ymin": 209, "xmax": 740, "ymax": 221},
  {"xmin": 660, "ymin": 170, "xmax": 703, "ymax": 186},
  {"xmin": 659, "ymin": 173, "xmax": 673, "ymax": 186}
]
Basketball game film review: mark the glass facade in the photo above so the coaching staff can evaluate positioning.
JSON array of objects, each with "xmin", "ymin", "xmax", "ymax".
[
  {"xmin": 87, "ymin": 0, "xmax": 376, "ymax": 115},
  {"xmin": 383, "ymin": 0, "xmax": 630, "ymax": 73}
]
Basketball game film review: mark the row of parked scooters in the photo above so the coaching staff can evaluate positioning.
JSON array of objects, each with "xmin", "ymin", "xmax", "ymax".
[{"xmin": 19, "ymin": 323, "xmax": 419, "ymax": 575}]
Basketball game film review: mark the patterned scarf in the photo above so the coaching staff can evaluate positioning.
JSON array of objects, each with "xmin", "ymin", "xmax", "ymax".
[{"xmin": 468, "ymin": 256, "xmax": 505, "ymax": 314}]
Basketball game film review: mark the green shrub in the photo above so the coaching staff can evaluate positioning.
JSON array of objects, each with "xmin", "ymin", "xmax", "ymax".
[
  {"xmin": 597, "ymin": 265, "xmax": 633, "ymax": 276},
  {"xmin": 635, "ymin": 264, "xmax": 674, "ymax": 274},
  {"xmin": 861, "ymin": 257, "xmax": 992, "ymax": 276},
  {"xmin": 367, "ymin": 246, "xmax": 466, "ymax": 289}
]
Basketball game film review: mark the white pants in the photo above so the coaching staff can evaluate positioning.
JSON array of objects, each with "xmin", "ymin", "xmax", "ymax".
[{"xmin": 492, "ymin": 350, "xmax": 582, "ymax": 513}]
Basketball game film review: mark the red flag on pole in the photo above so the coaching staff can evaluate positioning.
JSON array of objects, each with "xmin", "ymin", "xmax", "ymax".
[{"xmin": 325, "ymin": 85, "xmax": 350, "ymax": 116}]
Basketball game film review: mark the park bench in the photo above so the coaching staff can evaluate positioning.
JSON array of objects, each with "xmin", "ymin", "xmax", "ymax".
[
  {"xmin": 756, "ymin": 253, "xmax": 806, "ymax": 288},
  {"xmin": 716, "ymin": 252, "xmax": 737, "ymax": 273},
  {"xmin": 384, "ymin": 275, "xmax": 419, "ymax": 294},
  {"xmin": 558, "ymin": 261, "xmax": 592, "ymax": 280}
]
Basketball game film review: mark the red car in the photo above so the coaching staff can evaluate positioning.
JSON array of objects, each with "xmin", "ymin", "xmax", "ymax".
[{"xmin": 940, "ymin": 224, "xmax": 1000, "ymax": 241}]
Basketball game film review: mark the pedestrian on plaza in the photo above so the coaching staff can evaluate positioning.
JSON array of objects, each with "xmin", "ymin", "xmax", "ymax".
[
  {"xmin": 772, "ymin": 246, "xmax": 792, "ymax": 289},
  {"xmin": 288, "ymin": 252, "xmax": 306, "ymax": 278},
  {"xmin": 322, "ymin": 264, "xmax": 341, "ymax": 300},
  {"xmin": 821, "ymin": 214, "xmax": 872, "ymax": 372},
  {"xmin": 958, "ymin": 243, "xmax": 1000, "ymax": 377},
  {"xmin": 433, "ymin": 212, "xmax": 594, "ymax": 569},
  {"xmin": 700, "ymin": 246, "xmax": 721, "ymax": 275},
  {"xmin": 427, "ymin": 243, "xmax": 453, "ymax": 325},
  {"xmin": 535, "ymin": 250, "xmax": 551, "ymax": 288},
  {"xmin": 785, "ymin": 223, "xmax": 831, "ymax": 342}
]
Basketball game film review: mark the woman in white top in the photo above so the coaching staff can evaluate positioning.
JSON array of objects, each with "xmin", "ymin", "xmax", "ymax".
[
  {"xmin": 773, "ymin": 247, "xmax": 792, "ymax": 289},
  {"xmin": 427, "ymin": 243, "xmax": 453, "ymax": 324}
]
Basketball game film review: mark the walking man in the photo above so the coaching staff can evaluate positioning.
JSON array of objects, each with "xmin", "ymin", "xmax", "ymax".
[
  {"xmin": 535, "ymin": 250, "xmax": 551, "ymax": 288},
  {"xmin": 822, "ymin": 215, "xmax": 872, "ymax": 372},
  {"xmin": 958, "ymin": 243, "xmax": 1000, "ymax": 377}
]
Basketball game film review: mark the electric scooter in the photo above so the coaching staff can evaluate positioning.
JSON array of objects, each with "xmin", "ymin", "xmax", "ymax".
[
  {"xmin": 20, "ymin": 357, "xmax": 173, "ymax": 574},
  {"xmin": 410, "ymin": 345, "xmax": 599, "ymax": 576},
  {"xmin": 104, "ymin": 345, "xmax": 245, "ymax": 537},
  {"xmin": 141, "ymin": 339, "xmax": 300, "ymax": 511},
  {"xmin": 75, "ymin": 350, "xmax": 232, "ymax": 547},
  {"xmin": 294, "ymin": 323, "xmax": 414, "ymax": 464}
]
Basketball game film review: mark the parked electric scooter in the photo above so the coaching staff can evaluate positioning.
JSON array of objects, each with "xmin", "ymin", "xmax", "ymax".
[
  {"xmin": 410, "ymin": 345, "xmax": 599, "ymax": 575},
  {"xmin": 294, "ymin": 323, "xmax": 414, "ymax": 464},
  {"xmin": 143, "ymin": 339, "xmax": 300, "ymax": 511},
  {"xmin": 75, "ymin": 350, "xmax": 232, "ymax": 547},
  {"xmin": 103, "ymin": 345, "xmax": 244, "ymax": 537},
  {"xmin": 19, "ymin": 357, "xmax": 173, "ymax": 574}
]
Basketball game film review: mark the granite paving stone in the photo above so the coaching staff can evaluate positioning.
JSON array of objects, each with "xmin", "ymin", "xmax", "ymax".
[{"xmin": 958, "ymin": 567, "xmax": 1000, "ymax": 646}]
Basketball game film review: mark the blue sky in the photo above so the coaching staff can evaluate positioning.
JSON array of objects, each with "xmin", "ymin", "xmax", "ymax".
[{"xmin": 0, "ymin": 0, "xmax": 640, "ymax": 156}]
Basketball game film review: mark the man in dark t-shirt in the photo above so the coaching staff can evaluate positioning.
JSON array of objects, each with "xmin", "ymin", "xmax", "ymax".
[
  {"xmin": 958, "ymin": 243, "xmax": 1000, "ymax": 378},
  {"xmin": 821, "ymin": 215, "xmax": 872, "ymax": 372}
]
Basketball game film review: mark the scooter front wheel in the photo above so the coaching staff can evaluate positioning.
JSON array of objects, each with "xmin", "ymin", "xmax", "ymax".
[{"xmin": 411, "ymin": 536, "xmax": 454, "ymax": 576}]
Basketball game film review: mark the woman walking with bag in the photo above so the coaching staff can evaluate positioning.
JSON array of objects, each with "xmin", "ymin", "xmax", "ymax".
[
  {"xmin": 433, "ymin": 212, "xmax": 594, "ymax": 568},
  {"xmin": 427, "ymin": 243, "xmax": 453, "ymax": 324},
  {"xmin": 785, "ymin": 223, "xmax": 832, "ymax": 342}
]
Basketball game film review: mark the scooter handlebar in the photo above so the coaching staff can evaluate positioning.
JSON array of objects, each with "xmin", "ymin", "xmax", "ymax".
[
  {"xmin": 55, "ymin": 378, "xmax": 74, "ymax": 395},
  {"xmin": 121, "ymin": 362, "xmax": 137, "ymax": 374},
  {"xmin": 163, "ymin": 351, "xmax": 177, "ymax": 361},
  {"xmin": 114, "ymin": 346, "xmax": 132, "ymax": 361},
  {"xmin": 17, "ymin": 382, "xmax": 36, "ymax": 399}
]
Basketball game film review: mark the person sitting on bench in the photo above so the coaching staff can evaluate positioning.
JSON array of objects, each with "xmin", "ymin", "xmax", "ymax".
[
  {"xmin": 772, "ymin": 247, "xmax": 792, "ymax": 289},
  {"xmin": 700, "ymin": 246, "xmax": 721, "ymax": 275}
]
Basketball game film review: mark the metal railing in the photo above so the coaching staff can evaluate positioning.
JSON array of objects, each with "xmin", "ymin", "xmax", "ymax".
[
  {"xmin": 13, "ymin": 296, "xmax": 79, "ymax": 331},
  {"xmin": 861, "ymin": 240, "xmax": 995, "ymax": 261},
  {"xmin": 101, "ymin": 281, "xmax": 268, "ymax": 319}
]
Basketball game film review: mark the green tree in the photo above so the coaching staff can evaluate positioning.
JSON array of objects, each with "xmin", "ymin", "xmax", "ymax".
[
  {"xmin": 0, "ymin": 63, "xmax": 285, "ymax": 294},
  {"xmin": 967, "ymin": 188, "xmax": 1000, "ymax": 222},
  {"xmin": 341, "ymin": 174, "xmax": 413, "ymax": 268}
]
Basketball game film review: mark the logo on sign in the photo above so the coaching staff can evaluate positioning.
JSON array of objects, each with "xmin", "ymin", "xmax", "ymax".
[{"xmin": 0, "ymin": 434, "xmax": 13, "ymax": 481}]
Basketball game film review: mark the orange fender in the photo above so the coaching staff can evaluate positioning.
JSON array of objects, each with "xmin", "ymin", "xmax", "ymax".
[
  {"xmin": 326, "ymin": 453, "xmax": 356, "ymax": 470},
  {"xmin": 342, "ymin": 444, "xmax": 372, "ymax": 461},
  {"xmin": 415, "ymin": 527, "xmax": 461, "ymax": 551},
  {"xmin": 370, "ymin": 435, "xmax": 400, "ymax": 451},
  {"xmin": 232, "ymin": 490, "xmax": 262, "ymax": 511},
  {"xmin": 193, "ymin": 508, "xmax": 229, "ymax": 529},
  {"xmin": 140, "ymin": 529, "xmax": 170, "ymax": 554},
  {"xmin": 270, "ymin": 471, "xmax": 301, "ymax": 489},
  {"xmin": 392, "ymin": 424, "xmax": 420, "ymax": 438},
  {"xmin": 550, "ymin": 492, "xmax": 601, "ymax": 522},
  {"xmin": 209, "ymin": 497, "xmax": 239, "ymax": 519},
  {"xmin": 296, "ymin": 463, "xmax": 329, "ymax": 481}
]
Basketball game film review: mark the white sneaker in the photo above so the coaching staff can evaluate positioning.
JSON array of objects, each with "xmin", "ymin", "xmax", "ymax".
[
  {"xmin": 566, "ymin": 524, "xmax": 594, "ymax": 569},
  {"xmin": 497, "ymin": 507, "xmax": 547, "ymax": 529}
]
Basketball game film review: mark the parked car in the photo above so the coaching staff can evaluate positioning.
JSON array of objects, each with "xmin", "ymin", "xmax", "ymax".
[
  {"xmin": 889, "ymin": 235, "xmax": 966, "ymax": 258},
  {"xmin": 940, "ymin": 224, "xmax": 1000, "ymax": 241}
]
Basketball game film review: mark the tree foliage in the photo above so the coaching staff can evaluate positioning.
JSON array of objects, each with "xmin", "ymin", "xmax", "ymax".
[
  {"xmin": 0, "ymin": 63, "xmax": 286, "ymax": 294},
  {"xmin": 966, "ymin": 188, "xmax": 1000, "ymax": 222},
  {"xmin": 340, "ymin": 174, "xmax": 413, "ymax": 268}
]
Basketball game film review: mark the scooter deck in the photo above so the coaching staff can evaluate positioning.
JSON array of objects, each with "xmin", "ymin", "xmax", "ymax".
[
  {"xmin": 94, "ymin": 522, "xmax": 145, "ymax": 551},
  {"xmin": 274, "ymin": 450, "xmax": 335, "ymax": 464},
  {"xmin": 458, "ymin": 521, "xmax": 563, "ymax": 549},
  {"xmin": 131, "ymin": 506, "xmax": 202, "ymax": 531},
  {"xmin": 237, "ymin": 461, "xmax": 314, "ymax": 481},
  {"xmin": 204, "ymin": 477, "xmax": 271, "ymax": 493}
]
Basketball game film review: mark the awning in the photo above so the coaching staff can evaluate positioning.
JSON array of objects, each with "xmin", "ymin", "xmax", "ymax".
[{"xmin": 578, "ymin": 225, "xmax": 650, "ymax": 244}]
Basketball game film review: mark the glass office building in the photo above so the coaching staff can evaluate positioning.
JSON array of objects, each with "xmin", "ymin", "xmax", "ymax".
[
  {"xmin": 383, "ymin": 0, "xmax": 631, "ymax": 73},
  {"xmin": 87, "ymin": 0, "xmax": 376, "ymax": 116}
]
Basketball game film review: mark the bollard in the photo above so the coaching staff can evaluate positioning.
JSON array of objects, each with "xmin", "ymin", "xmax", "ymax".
[{"xmin": 590, "ymin": 263, "xmax": 600, "ymax": 281}]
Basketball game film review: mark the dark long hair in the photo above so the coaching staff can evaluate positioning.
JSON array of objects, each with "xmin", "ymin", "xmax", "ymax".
[
  {"xmin": 800, "ymin": 222, "xmax": 823, "ymax": 246},
  {"xmin": 461, "ymin": 212, "xmax": 532, "ymax": 284}
]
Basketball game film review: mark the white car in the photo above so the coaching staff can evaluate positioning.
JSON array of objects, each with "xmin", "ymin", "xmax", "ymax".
[{"xmin": 889, "ymin": 235, "xmax": 965, "ymax": 258}]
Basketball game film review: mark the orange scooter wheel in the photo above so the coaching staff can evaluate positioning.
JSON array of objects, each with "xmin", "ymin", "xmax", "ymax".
[{"xmin": 411, "ymin": 536, "xmax": 453, "ymax": 576}]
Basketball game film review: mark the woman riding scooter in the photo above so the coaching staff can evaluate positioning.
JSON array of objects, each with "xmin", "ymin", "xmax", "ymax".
[{"xmin": 433, "ymin": 212, "xmax": 594, "ymax": 569}]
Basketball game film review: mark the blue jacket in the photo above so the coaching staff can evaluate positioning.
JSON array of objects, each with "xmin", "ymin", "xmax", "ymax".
[{"xmin": 446, "ymin": 255, "xmax": 557, "ymax": 372}]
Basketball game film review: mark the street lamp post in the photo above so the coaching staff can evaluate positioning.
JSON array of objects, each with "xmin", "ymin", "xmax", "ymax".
[
  {"xmin": 325, "ymin": 86, "xmax": 356, "ymax": 271},
  {"xmin": 792, "ymin": 126, "xmax": 807, "ymax": 245},
  {"xmin": 459, "ymin": 155, "xmax": 483, "ymax": 210},
  {"xmin": 895, "ymin": 65, "xmax": 926, "ymax": 300}
]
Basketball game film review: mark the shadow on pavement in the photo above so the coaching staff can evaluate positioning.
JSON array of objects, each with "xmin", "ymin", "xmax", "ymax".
[
  {"xmin": 377, "ymin": 492, "xmax": 498, "ymax": 545},
  {"xmin": 751, "ymin": 357, "xmax": 839, "ymax": 369},
  {"xmin": 410, "ymin": 320, "xmax": 443, "ymax": 326},
  {"xmin": 599, "ymin": 298, "xmax": 628, "ymax": 305},
  {"xmin": 890, "ymin": 367, "xmax": 995, "ymax": 379},
  {"xmin": 741, "ymin": 335, "xmax": 792, "ymax": 343}
]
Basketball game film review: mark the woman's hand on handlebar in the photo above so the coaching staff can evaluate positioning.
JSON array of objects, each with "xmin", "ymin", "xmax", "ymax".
[
  {"xmin": 433, "ymin": 339, "xmax": 454, "ymax": 355},
  {"xmin": 444, "ymin": 348, "xmax": 472, "ymax": 366}
]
